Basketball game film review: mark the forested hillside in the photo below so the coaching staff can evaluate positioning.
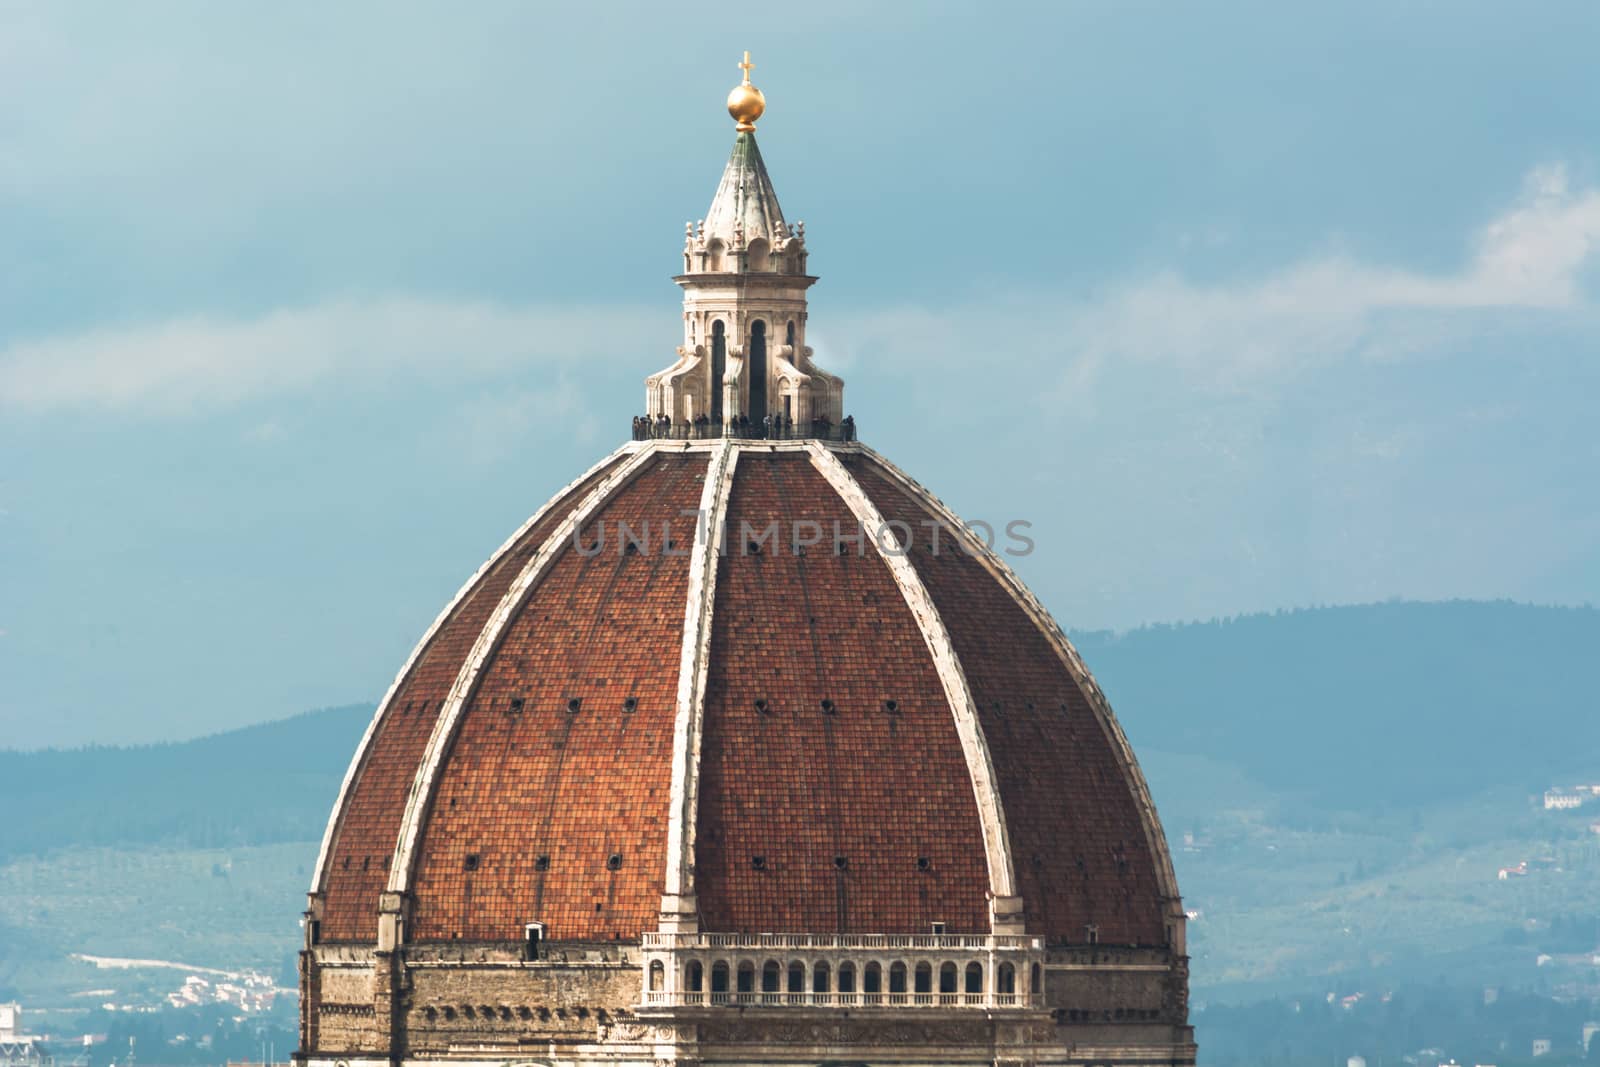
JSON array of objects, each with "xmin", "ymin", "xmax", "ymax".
[
  {"xmin": 5, "ymin": 600, "xmax": 1596, "ymax": 858},
  {"xmin": 1074, "ymin": 600, "xmax": 1600, "ymax": 809},
  {"xmin": 4, "ymin": 601, "xmax": 1598, "ymax": 1027},
  {"xmin": 0, "ymin": 704, "xmax": 369, "ymax": 862}
]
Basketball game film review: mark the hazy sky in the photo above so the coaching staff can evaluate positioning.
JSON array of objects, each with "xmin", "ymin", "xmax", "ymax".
[{"xmin": 3, "ymin": 2, "xmax": 1598, "ymax": 748}]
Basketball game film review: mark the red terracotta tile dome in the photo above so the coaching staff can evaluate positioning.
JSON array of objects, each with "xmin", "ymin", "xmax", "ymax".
[
  {"xmin": 298, "ymin": 67, "xmax": 1194, "ymax": 1067},
  {"xmin": 309, "ymin": 440, "xmax": 1182, "ymax": 949}
]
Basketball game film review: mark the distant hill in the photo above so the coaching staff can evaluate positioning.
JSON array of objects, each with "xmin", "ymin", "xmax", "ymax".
[
  {"xmin": 0, "ymin": 704, "xmax": 370, "ymax": 862},
  {"xmin": 4, "ymin": 600, "xmax": 1595, "ymax": 861},
  {"xmin": 1074, "ymin": 600, "xmax": 1600, "ymax": 810}
]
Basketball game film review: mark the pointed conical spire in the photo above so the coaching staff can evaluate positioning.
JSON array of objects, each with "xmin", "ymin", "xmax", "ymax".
[{"xmin": 702, "ymin": 131, "xmax": 787, "ymax": 249}]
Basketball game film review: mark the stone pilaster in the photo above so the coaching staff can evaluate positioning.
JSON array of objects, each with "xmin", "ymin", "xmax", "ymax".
[{"xmin": 373, "ymin": 893, "xmax": 411, "ymax": 1065}]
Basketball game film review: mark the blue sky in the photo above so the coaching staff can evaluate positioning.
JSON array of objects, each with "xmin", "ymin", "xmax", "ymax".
[{"xmin": 3, "ymin": 2, "xmax": 1598, "ymax": 748}]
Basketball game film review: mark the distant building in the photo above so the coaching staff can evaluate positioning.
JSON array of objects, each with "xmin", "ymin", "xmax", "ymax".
[
  {"xmin": 0, "ymin": 1004, "xmax": 52, "ymax": 1067},
  {"xmin": 1347, "ymin": 1056, "xmax": 1366, "ymax": 1067},
  {"xmin": 1533, "ymin": 1037, "xmax": 1552, "ymax": 1056},
  {"xmin": 1583, "ymin": 1021, "xmax": 1600, "ymax": 1053},
  {"xmin": 1498, "ymin": 861, "xmax": 1527, "ymax": 880},
  {"xmin": 1544, "ymin": 789, "xmax": 1583, "ymax": 810}
]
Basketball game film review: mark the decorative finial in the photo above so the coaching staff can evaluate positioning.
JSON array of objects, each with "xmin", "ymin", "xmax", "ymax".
[{"xmin": 726, "ymin": 50, "xmax": 766, "ymax": 132}]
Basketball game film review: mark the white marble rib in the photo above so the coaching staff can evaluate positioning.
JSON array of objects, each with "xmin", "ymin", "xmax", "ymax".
[
  {"xmin": 857, "ymin": 444, "xmax": 1181, "ymax": 902},
  {"xmin": 806, "ymin": 442, "xmax": 1020, "ymax": 909},
  {"xmin": 307, "ymin": 442, "xmax": 642, "ymax": 897},
  {"xmin": 383, "ymin": 445, "xmax": 661, "ymax": 898},
  {"xmin": 658, "ymin": 439, "xmax": 740, "ymax": 928}
]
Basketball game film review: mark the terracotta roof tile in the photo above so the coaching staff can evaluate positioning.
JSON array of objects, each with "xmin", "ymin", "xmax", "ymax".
[
  {"xmin": 851, "ymin": 456, "xmax": 1167, "ymax": 945},
  {"xmin": 409, "ymin": 452, "xmax": 707, "ymax": 942},
  {"xmin": 694, "ymin": 453, "xmax": 990, "ymax": 934},
  {"xmin": 316, "ymin": 445, "xmax": 1176, "ymax": 947},
  {"xmin": 319, "ymin": 457, "xmax": 624, "ymax": 941}
]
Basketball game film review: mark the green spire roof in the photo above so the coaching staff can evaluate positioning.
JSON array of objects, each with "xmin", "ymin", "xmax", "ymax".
[{"xmin": 702, "ymin": 132, "xmax": 788, "ymax": 246}]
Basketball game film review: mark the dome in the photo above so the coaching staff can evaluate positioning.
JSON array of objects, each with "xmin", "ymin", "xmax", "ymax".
[
  {"xmin": 312, "ymin": 439, "xmax": 1179, "ymax": 948},
  {"xmin": 298, "ymin": 57, "xmax": 1193, "ymax": 1067}
]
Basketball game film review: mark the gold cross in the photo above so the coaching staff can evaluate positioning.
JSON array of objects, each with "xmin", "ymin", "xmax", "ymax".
[{"xmin": 739, "ymin": 51, "xmax": 754, "ymax": 84}]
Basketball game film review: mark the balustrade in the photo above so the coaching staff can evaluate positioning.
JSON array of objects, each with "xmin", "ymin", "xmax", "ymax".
[{"xmin": 638, "ymin": 933, "xmax": 1045, "ymax": 1011}]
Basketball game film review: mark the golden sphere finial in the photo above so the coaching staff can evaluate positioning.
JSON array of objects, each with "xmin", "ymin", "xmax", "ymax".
[{"xmin": 727, "ymin": 50, "xmax": 766, "ymax": 132}]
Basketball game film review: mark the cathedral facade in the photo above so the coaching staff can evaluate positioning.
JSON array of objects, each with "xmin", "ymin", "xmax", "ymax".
[{"xmin": 296, "ymin": 57, "xmax": 1195, "ymax": 1067}]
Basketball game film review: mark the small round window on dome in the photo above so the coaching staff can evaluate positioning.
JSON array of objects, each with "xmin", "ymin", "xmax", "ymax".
[
  {"xmin": 606, "ymin": 852, "xmax": 623, "ymax": 871},
  {"xmin": 751, "ymin": 854, "xmax": 767, "ymax": 870},
  {"xmin": 820, "ymin": 698, "xmax": 836, "ymax": 714},
  {"xmin": 463, "ymin": 853, "xmax": 481, "ymax": 872},
  {"xmin": 622, "ymin": 696, "xmax": 638, "ymax": 713},
  {"xmin": 753, "ymin": 698, "xmax": 770, "ymax": 714},
  {"xmin": 882, "ymin": 699, "xmax": 899, "ymax": 714},
  {"xmin": 533, "ymin": 854, "xmax": 550, "ymax": 871},
  {"xmin": 566, "ymin": 697, "xmax": 582, "ymax": 715},
  {"xmin": 833, "ymin": 854, "xmax": 848, "ymax": 870},
  {"xmin": 916, "ymin": 856, "xmax": 931, "ymax": 872}
]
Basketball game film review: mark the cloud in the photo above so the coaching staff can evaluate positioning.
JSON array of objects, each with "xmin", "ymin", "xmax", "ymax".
[
  {"xmin": 826, "ymin": 163, "xmax": 1600, "ymax": 410},
  {"xmin": 801, "ymin": 165, "xmax": 1600, "ymax": 628},
  {"xmin": 436, "ymin": 380, "xmax": 597, "ymax": 468},
  {"xmin": 1460, "ymin": 165, "xmax": 1600, "ymax": 307},
  {"xmin": 0, "ymin": 300, "xmax": 658, "ymax": 417},
  {"xmin": 6, "ymin": 165, "xmax": 1596, "ymax": 424}
]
